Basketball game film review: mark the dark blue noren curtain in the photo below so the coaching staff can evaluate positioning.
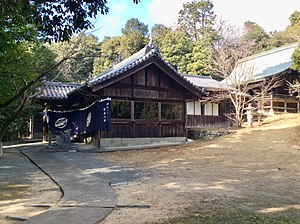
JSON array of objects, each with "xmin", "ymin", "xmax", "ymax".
[{"xmin": 47, "ymin": 99, "xmax": 111, "ymax": 135}]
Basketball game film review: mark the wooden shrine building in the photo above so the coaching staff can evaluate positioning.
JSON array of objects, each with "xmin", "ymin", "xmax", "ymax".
[{"xmin": 36, "ymin": 42, "xmax": 204, "ymax": 147}]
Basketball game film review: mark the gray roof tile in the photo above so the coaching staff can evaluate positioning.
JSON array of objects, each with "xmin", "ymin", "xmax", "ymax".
[
  {"xmin": 37, "ymin": 82, "xmax": 81, "ymax": 100},
  {"xmin": 88, "ymin": 43, "xmax": 183, "ymax": 87},
  {"xmin": 183, "ymin": 75, "xmax": 228, "ymax": 90},
  {"xmin": 224, "ymin": 43, "xmax": 298, "ymax": 84}
]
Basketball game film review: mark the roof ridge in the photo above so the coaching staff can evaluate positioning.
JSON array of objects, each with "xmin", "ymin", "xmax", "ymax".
[
  {"xmin": 89, "ymin": 46, "xmax": 160, "ymax": 86},
  {"xmin": 44, "ymin": 81, "xmax": 82, "ymax": 86},
  {"xmin": 93, "ymin": 40, "xmax": 160, "ymax": 79},
  {"xmin": 183, "ymin": 74, "xmax": 213, "ymax": 79}
]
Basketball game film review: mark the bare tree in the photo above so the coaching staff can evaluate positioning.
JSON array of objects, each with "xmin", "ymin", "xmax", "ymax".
[
  {"xmin": 287, "ymin": 79, "xmax": 300, "ymax": 96},
  {"xmin": 212, "ymin": 24, "xmax": 281, "ymax": 127}
]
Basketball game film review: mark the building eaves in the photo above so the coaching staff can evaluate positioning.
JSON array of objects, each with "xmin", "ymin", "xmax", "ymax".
[
  {"xmin": 225, "ymin": 43, "xmax": 298, "ymax": 85},
  {"xmin": 88, "ymin": 44, "xmax": 158, "ymax": 87},
  {"xmin": 87, "ymin": 43, "xmax": 203, "ymax": 97},
  {"xmin": 37, "ymin": 82, "xmax": 82, "ymax": 100},
  {"xmin": 183, "ymin": 74, "xmax": 229, "ymax": 91}
]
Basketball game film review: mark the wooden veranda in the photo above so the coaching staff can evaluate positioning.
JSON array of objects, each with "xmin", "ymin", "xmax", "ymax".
[{"xmin": 256, "ymin": 93, "xmax": 300, "ymax": 114}]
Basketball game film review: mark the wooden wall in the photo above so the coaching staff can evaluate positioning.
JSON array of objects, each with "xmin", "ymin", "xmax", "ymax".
[
  {"xmin": 100, "ymin": 65, "xmax": 187, "ymax": 101},
  {"xmin": 92, "ymin": 64, "xmax": 193, "ymax": 139},
  {"xmin": 187, "ymin": 115, "xmax": 230, "ymax": 128},
  {"xmin": 97, "ymin": 121, "xmax": 185, "ymax": 138},
  {"xmin": 186, "ymin": 101, "xmax": 231, "ymax": 128}
]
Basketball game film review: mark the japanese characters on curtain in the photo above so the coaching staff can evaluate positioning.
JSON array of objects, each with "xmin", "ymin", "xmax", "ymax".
[{"xmin": 47, "ymin": 99, "xmax": 111, "ymax": 134}]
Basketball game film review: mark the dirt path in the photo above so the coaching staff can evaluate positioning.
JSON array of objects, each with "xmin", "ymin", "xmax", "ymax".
[
  {"xmin": 99, "ymin": 114, "xmax": 300, "ymax": 223},
  {"xmin": 0, "ymin": 148, "xmax": 62, "ymax": 224}
]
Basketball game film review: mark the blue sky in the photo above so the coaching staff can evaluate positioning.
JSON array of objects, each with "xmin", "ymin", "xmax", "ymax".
[{"xmin": 89, "ymin": 0, "xmax": 300, "ymax": 41}]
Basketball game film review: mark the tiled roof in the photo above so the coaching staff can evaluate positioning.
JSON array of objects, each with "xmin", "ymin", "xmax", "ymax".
[
  {"xmin": 88, "ymin": 44, "xmax": 158, "ymax": 86},
  {"xmin": 88, "ymin": 42, "xmax": 197, "ymax": 91},
  {"xmin": 38, "ymin": 42, "xmax": 203, "ymax": 100},
  {"xmin": 37, "ymin": 82, "xmax": 81, "ymax": 100},
  {"xmin": 224, "ymin": 43, "xmax": 298, "ymax": 84},
  {"xmin": 183, "ymin": 75, "xmax": 228, "ymax": 90}
]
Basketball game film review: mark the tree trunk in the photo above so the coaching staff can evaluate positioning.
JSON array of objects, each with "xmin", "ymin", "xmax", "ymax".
[
  {"xmin": 0, "ymin": 123, "xmax": 10, "ymax": 158},
  {"xmin": 0, "ymin": 96, "xmax": 28, "ymax": 157}
]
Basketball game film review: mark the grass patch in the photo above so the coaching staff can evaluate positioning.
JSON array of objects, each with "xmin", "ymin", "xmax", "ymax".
[
  {"xmin": 0, "ymin": 184, "xmax": 30, "ymax": 200},
  {"xmin": 160, "ymin": 208, "xmax": 300, "ymax": 224}
]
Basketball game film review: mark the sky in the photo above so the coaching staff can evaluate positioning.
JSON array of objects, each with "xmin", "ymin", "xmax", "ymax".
[{"xmin": 89, "ymin": 0, "xmax": 300, "ymax": 41}]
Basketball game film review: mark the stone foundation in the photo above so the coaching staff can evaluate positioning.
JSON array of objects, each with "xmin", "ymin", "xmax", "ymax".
[{"xmin": 188, "ymin": 129, "xmax": 229, "ymax": 140}]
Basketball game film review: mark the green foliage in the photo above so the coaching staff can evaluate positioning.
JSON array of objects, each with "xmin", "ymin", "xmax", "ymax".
[
  {"xmin": 0, "ymin": 2, "xmax": 37, "ymax": 51},
  {"xmin": 159, "ymin": 30, "xmax": 192, "ymax": 74},
  {"xmin": 0, "ymin": 0, "xmax": 109, "ymax": 43},
  {"xmin": 121, "ymin": 18, "xmax": 148, "ymax": 36},
  {"xmin": 267, "ymin": 31, "xmax": 290, "ymax": 49},
  {"xmin": 151, "ymin": 24, "xmax": 172, "ymax": 50},
  {"xmin": 120, "ymin": 18, "xmax": 149, "ymax": 58},
  {"xmin": 284, "ymin": 12, "xmax": 300, "ymax": 43},
  {"xmin": 111, "ymin": 100, "xmax": 131, "ymax": 119},
  {"xmin": 178, "ymin": 0, "xmax": 216, "ymax": 42},
  {"xmin": 187, "ymin": 37, "xmax": 213, "ymax": 75},
  {"xmin": 286, "ymin": 11, "xmax": 300, "ymax": 72},
  {"xmin": 175, "ymin": 0, "xmax": 217, "ymax": 75},
  {"xmin": 289, "ymin": 11, "xmax": 300, "ymax": 27},
  {"xmin": 93, "ymin": 18, "xmax": 148, "ymax": 75},
  {"xmin": 242, "ymin": 11, "xmax": 300, "ymax": 55},
  {"xmin": 243, "ymin": 21, "xmax": 269, "ymax": 52},
  {"xmin": 243, "ymin": 21, "xmax": 269, "ymax": 43},
  {"xmin": 134, "ymin": 103, "xmax": 158, "ymax": 120},
  {"xmin": 0, "ymin": 0, "xmax": 142, "ymax": 146},
  {"xmin": 0, "ymin": 41, "xmax": 53, "ymax": 141},
  {"xmin": 93, "ymin": 36, "xmax": 122, "ymax": 75},
  {"xmin": 50, "ymin": 33, "xmax": 100, "ymax": 82},
  {"xmin": 291, "ymin": 46, "xmax": 300, "ymax": 72},
  {"xmin": 161, "ymin": 104, "xmax": 183, "ymax": 120}
]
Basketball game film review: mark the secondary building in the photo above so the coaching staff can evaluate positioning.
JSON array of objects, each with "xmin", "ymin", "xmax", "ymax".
[{"xmin": 225, "ymin": 43, "xmax": 300, "ymax": 114}]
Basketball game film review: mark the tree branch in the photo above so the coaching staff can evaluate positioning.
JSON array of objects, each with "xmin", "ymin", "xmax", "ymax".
[{"xmin": 0, "ymin": 54, "xmax": 76, "ymax": 110}]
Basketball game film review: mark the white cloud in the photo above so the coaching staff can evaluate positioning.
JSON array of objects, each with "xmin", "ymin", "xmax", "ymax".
[
  {"xmin": 147, "ymin": 0, "xmax": 300, "ymax": 32},
  {"xmin": 107, "ymin": 16, "xmax": 122, "ymax": 30},
  {"xmin": 111, "ymin": 2, "xmax": 127, "ymax": 13},
  {"xmin": 147, "ymin": 0, "xmax": 188, "ymax": 27},
  {"xmin": 212, "ymin": 0, "xmax": 300, "ymax": 32}
]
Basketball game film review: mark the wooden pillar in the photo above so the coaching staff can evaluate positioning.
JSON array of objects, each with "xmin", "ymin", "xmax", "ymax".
[
  {"xmin": 183, "ymin": 101, "xmax": 187, "ymax": 140},
  {"xmin": 131, "ymin": 101, "xmax": 134, "ymax": 121},
  {"xmin": 297, "ymin": 100, "xmax": 300, "ymax": 113},
  {"xmin": 284, "ymin": 100, "xmax": 287, "ymax": 113},
  {"xmin": 42, "ymin": 126, "xmax": 47, "ymax": 142},
  {"xmin": 131, "ymin": 101, "xmax": 135, "ymax": 137},
  {"xmin": 269, "ymin": 93, "xmax": 274, "ymax": 115},
  {"xmin": 158, "ymin": 102, "xmax": 162, "ymax": 137},
  {"xmin": 48, "ymin": 130, "xmax": 52, "ymax": 145},
  {"xmin": 29, "ymin": 117, "xmax": 34, "ymax": 139},
  {"xmin": 97, "ymin": 130, "xmax": 101, "ymax": 148},
  {"xmin": 43, "ymin": 106, "xmax": 49, "ymax": 142}
]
